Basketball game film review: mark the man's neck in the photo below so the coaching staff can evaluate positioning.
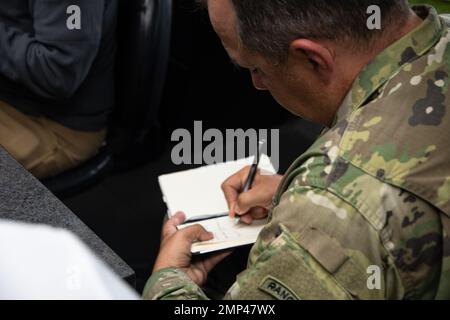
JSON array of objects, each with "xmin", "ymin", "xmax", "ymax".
[
  {"xmin": 343, "ymin": 9, "xmax": 423, "ymax": 90},
  {"xmin": 326, "ymin": 9, "xmax": 424, "ymax": 127}
]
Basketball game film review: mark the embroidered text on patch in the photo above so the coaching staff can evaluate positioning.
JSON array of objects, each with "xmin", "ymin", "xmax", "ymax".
[{"xmin": 259, "ymin": 276, "xmax": 299, "ymax": 300}]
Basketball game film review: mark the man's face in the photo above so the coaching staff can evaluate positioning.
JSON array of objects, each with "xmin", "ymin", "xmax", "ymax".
[{"xmin": 207, "ymin": 0, "xmax": 335, "ymax": 125}]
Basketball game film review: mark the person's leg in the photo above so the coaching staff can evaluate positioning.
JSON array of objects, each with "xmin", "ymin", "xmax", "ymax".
[
  {"xmin": 33, "ymin": 116, "xmax": 106, "ymax": 178},
  {"xmin": 0, "ymin": 101, "xmax": 106, "ymax": 179}
]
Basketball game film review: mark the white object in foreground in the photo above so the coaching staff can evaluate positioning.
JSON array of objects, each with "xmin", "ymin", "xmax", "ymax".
[{"xmin": 0, "ymin": 220, "xmax": 139, "ymax": 300}]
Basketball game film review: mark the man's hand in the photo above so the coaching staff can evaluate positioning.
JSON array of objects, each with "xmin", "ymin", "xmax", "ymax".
[
  {"xmin": 221, "ymin": 166, "xmax": 283, "ymax": 224},
  {"xmin": 153, "ymin": 212, "xmax": 231, "ymax": 287}
]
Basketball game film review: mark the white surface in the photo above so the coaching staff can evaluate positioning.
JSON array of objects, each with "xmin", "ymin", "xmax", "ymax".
[
  {"xmin": 0, "ymin": 220, "xmax": 139, "ymax": 300},
  {"xmin": 159, "ymin": 154, "xmax": 276, "ymax": 222},
  {"xmin": 159, "ymin": 155, "xmax": 275, "ymax": 253},
  {"xmin": 180, "ymin": 217, "xmax": 268, "ymax": 254}
]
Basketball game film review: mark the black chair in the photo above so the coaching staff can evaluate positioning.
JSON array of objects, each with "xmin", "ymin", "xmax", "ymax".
[{"xmin": 43, "ymin": 0, "xmax": 173, "ymax": 197}]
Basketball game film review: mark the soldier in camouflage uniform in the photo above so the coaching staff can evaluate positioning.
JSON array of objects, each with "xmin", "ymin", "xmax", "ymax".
[{"xmin": 144, "ymin": 1, "xmax": 450, "ymax": 300}]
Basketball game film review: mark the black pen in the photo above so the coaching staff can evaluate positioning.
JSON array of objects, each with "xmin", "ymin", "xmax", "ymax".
[
  {"xmin": 242, "ymin": 139, "xmax": 266, "ymax": 192},
  {"xmin": 232, "ymin": 140, "xmax": 266, "ymax": 222}
]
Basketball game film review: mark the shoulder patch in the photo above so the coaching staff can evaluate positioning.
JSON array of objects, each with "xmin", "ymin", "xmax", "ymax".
[{"xmin": 258, "ymin": 276, "xmax": 300, "ymax": 300}]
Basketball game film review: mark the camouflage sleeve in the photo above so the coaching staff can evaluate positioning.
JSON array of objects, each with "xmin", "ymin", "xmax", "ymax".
[
  {"xmin": 223, "ymin": 169, "xmax": 447, "ymax": 300},
  {"xmin": 142, "ymin": 268, "xmax": 209, "ymax": 300},
  {"xmin": 224, "ymin": 186, "xmax": 394, "ymax": 300},
  {"xmin": 144, "ymin": 185, "xmax": 442, "ymax": 300}
]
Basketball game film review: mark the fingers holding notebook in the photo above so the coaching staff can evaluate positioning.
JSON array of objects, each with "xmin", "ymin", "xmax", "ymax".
[
  {"xmin": 158, "ymin": 155, "xmax": 278, "ymax": 254},
  {"xmin": 160, "ymin": 211, "xmax": 186, "ymax": 245},
  {"xmin": 154, "ymin": 222, "xmax": 214, "ymax": 274}
]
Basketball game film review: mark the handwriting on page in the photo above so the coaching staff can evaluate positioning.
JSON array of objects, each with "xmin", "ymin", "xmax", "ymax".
[{"xmin": 180, "ymin": 216, "xmax": 267, "ymax": 242}]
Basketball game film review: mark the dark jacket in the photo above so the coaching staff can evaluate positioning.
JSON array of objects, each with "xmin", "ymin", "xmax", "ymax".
[{"xmin": 0, "ymin": 0, "xmax": 117, "ymax": 131}]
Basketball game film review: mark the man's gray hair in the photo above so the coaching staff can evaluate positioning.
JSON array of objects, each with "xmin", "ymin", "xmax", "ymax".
[{"xmin": 202, "ymin": 0, "xmax": 410, "ymax": 62}]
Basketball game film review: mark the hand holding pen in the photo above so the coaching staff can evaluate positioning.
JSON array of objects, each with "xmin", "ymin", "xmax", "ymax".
[{"xmin": 221, "ymin": 141, "xmax": 283, "ymax": 224}]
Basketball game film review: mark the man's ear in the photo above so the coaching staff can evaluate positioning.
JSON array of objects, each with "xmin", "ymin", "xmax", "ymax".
[{"xmin": 289, "ymin": 39, "xmax": 335, "ymax": 83}]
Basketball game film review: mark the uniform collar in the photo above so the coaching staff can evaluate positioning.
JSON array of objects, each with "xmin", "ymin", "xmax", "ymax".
[{"xmin": 333, "ymin": 5, "xmax": 445, "ymax": 126}]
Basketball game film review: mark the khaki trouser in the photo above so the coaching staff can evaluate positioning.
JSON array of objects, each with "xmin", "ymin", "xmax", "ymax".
[{"xmin": 0, "ymin": 100, "xmax": 106, "ymax": 179}]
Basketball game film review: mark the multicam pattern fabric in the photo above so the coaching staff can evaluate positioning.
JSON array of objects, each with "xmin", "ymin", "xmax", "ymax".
[{"xmin": 143, "ymin": 5, "xmax": 450, "ymax": 300}]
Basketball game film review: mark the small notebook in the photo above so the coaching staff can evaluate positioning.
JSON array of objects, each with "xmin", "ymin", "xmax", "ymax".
[{"xmin": 158, "ymin": 155, "xmax": 276, "ymax": 254}]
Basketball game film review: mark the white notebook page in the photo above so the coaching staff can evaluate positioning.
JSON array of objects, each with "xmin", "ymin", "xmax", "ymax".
[
  {"xmin": 159, "ymin": 154, "xmax": 276, "ymax": 222},
  {"xmin": 180, "ymin": 217, "xmax": 268, "ymax": 254}
]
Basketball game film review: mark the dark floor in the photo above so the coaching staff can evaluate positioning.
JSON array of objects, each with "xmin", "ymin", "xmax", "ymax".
[{"xmin": 62, "ymin": 117, "xmax": 321, "ymax": 293}]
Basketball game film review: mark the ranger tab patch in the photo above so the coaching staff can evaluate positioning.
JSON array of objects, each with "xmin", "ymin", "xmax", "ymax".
[{"xmin": 259, "ymin": 276, "xmax": 300, "ymax": 300}]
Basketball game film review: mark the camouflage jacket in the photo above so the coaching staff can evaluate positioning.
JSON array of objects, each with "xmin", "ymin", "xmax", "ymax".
[{"xmin": 143, "ymin": 5, "xmax": 450, "ymax": 300}]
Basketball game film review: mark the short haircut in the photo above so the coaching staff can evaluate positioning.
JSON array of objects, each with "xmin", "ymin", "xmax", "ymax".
[{"xmin": 201, "ymin": 0, "xmax": 411, "ymax": 62}]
